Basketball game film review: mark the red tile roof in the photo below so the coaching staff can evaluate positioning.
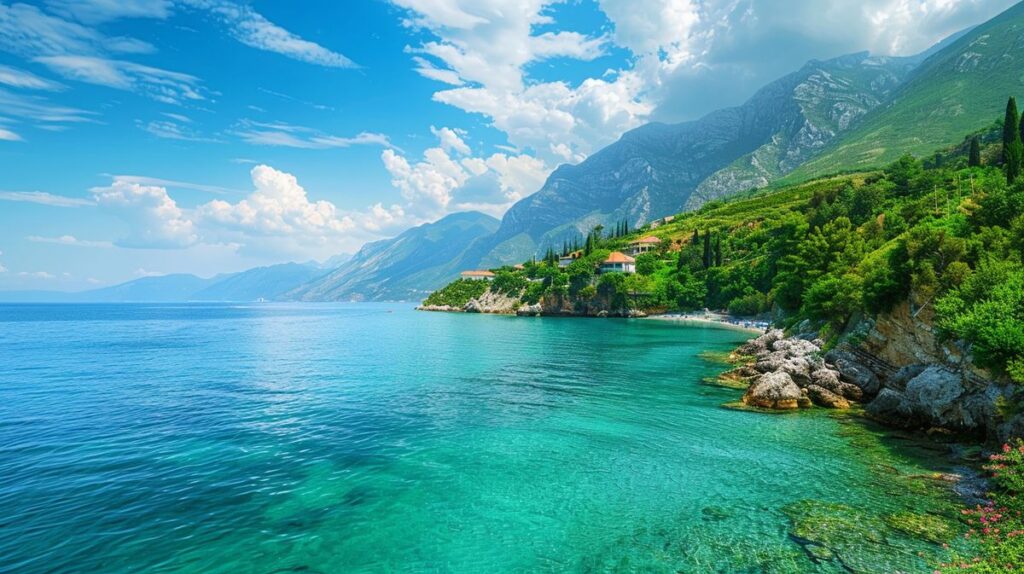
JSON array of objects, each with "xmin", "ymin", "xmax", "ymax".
[
  {"xmin": 461, "ymin": 270, "xmax": 495, "ymax": 277},
  {"xmin": 631, "ymin": 236, "xmax": 662, "ymax": 244},
  {"xmin": 603, "ymin": 252, "xmax": 635, "ymax": 264}
]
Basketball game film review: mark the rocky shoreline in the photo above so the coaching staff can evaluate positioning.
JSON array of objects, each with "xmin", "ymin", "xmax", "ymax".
[{"xmin": 722, "ymin": 328, "xmax": 1024, "ymax": 442}]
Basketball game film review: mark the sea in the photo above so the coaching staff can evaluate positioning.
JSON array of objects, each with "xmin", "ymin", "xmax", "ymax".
[{"xmin": 0, "ymin": 303, "xmax": 965, "ymax": 573}]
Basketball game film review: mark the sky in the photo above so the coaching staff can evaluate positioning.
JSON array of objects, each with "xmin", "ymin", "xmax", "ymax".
[{"xmin": 0, "ymin": 0, "xmax": 1017, "ymax": 291}]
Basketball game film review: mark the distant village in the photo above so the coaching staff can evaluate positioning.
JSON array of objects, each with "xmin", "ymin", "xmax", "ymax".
[{"xmin": 460, "ymin": 235, "xmax": 664, "ymax": 280}]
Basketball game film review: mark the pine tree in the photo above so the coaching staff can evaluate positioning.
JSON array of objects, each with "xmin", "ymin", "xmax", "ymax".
[
  {"xmin": 969, "ymin": 137, "xmax": 982, "ymax": 167},
  {"xmin": 1007, "ymin": 97, "xmax": 1024, "ymax": 184},
  {"xmin": 702, "ymin": 231, "xmax": 711, "ymax": 270}
]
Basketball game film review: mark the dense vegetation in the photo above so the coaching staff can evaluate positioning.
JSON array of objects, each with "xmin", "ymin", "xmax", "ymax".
[
  {"xmin": 427, "ymin": 103, "xmax": 1024, "ymax": 385},
  {"xmin": 421, "ymin": 278, "xmax": 489, "ymax": 308},
  {"xmin": 938, "ymin": 441, "xmax": 1024, "ymax": 573}
]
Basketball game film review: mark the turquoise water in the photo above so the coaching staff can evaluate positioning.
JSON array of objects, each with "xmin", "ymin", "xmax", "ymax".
[{"xmin": 0, "ymin": 303, "xmax": 958, "ymax": 573}]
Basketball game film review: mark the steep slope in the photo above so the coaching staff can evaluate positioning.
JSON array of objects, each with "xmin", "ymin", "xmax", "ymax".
[
  {"xmin": 191, "ymin": 262, "xmax": 322, "ymax": 301},
  {"xmin": 287, "ymin": 211, "xmax": 500, "ymax": 301},
  {"xmin": 788, "ymin": 2, "xmax": 1024, "ymax": 180},
  {"xmin": 466, "ymin": 51, "xmax": 922, "ymax": 268}
]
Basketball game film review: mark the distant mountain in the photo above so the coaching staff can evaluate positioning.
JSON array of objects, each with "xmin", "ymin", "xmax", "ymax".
[
  {"xmin": 459, "ymin": 50, "xmax": 925, "ymax": 268},
  {"xmin": 80, "ymin": 274, "xmax": 220, "ymax": 302},
  {"xmin": 286, "ymin": 211, "xmax": 499, "ymax": 301},
  {"xmin": 191, "ymin": 262, "xmax": 322, "ymax": 302},
  {"xmin": 0, "ymin": 262, "xmax": 322, "ymax": 303},
  {"xmin": 319, "ymin": 252, "xmax": 353, "ymax": 269},
  {"xmin": 788, "ymin": 2, "xmax": 1024, "ymax": 180}
]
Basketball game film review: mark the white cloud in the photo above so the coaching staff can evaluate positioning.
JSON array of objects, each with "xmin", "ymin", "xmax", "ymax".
[
  {"xmin": 91, "ymin": 179, "xmax": 198, "ymax": 248},
  {"xmin": 183, "ymin": 0, "xmax": 358, "ymax": 68},
  {"xmin": 34, "ymin": 55, "xmax": 205, "ymax": 104},
  {"xmin": 393, "ymin": 0, "xmax": 648, "ymax": 162},
  {"xmin": 234, "ymin": 120, "xmax": 392, "ymax": 150},
  {"xmin": 17, "ymin": 271, "xmax": 56, "ymax": 279},
  {"xmin": 431, "ymin": 125, "xmax": 470, "ymax": 155},
  {"xmin": 0, "ymin": 88, "xmax": 96, "ymax": 125},
  {"xmin": 0, "ymin": 64, "xmax": 63, "ymax": 90},
  {"xmin": 382, "ymin": 126, "xmax": 550, "ymax": 218},
  {"xmin": 0, "ymin": 190, "xmax": 93, "ymax": 207},
  {"xmin": 197, "ymin": 165, "xmax": 356, "ymax": 240},
  {"xmin": 27, "ymin": 235, "xmax": 113, "ymax": 248},
  {"xmin": 44, "ymin": 0, "xmax": 172, "ymax": 24},
  {"xmin": 135, "ymin": 118, "xmax": 217, "ymax": 142},
  {"xmin": 109, "ymin": 175, "xmax": 240, "ymax": 195},
  {"xmin": 0, "ymin": 127, "xmax": 20, "ymax": 141}
]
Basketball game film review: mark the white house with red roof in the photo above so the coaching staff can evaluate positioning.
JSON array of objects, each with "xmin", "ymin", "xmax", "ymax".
[{"xmin": 599, "ymin": 252, "xmax": 636, "ymax": 274}]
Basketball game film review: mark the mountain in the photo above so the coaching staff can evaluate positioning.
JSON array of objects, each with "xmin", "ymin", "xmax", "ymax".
[
  {"xmin": 0, "ymin": 262, "xmax": 322, "ymax": 303},
  {"xmin": 286, "ymin": 211, "xmax": 500, "ymax": 301},
  {"xmin": 191, "ymin": 262, "xmax": 322, "ymax": 302},
  {"xmin": 789, "ymin": 2, "xmax": 1024, "ymax": 180},
  {"xmin": 459, "ymin": 50, "xmax": 924, "ymax": 268}
]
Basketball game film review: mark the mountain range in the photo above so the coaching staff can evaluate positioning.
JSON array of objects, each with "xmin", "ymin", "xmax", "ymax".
[{"xmin": 4, "ymin": 3, "xmax": 1022, "ymax": 303}]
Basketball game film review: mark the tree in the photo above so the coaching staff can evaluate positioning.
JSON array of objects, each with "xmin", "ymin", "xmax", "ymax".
[
  {"xmin": 714, "ymin": 237, "xmax": 723, "ymax": 267},
  {"xmin": 969, "ymin": 136, "xmax": 982, "ymax": 167},
  {"xmin": 702, "ymin": 231, "xmax": 712, "ymax": 270},
  {"xmin": 1004, "ymin": 97, "xmax": 1023, "ymax": 184}
]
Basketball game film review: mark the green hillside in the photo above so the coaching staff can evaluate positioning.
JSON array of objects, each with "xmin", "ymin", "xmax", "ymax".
[
  {"xmin": 426, "ymin": 117, "xmax": 1024, "ymax": 386},
  {"xmin": 786, "ymin": 2, "xmax": 1024, "ymax": 181}
]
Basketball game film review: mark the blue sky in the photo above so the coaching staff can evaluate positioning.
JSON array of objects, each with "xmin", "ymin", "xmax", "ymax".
[{"xmin": 0, "ymin": 0, "xmax": 1017, "ymax": 291}]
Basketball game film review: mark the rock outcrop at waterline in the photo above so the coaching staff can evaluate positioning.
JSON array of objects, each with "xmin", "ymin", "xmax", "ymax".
[{"xmin": 730, "ymin": 330, "xmax": 870, "ymax": 410}]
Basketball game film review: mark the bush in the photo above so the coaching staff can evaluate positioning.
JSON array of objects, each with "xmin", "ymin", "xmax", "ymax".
[
  {"xmin": 422, "ymin": 279, "xmax": 489, "ymax": 308},
  {"xmin": 728, "ymin": 292, "xmax": 768, "ymax": 316}
]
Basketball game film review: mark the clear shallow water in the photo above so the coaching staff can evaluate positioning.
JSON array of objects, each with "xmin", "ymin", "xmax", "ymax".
[{"xmin": 0, "ymin": 303, "xmax": 959, "ymax": 573}]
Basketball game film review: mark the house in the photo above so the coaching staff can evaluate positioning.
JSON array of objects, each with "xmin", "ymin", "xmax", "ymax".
[
  {"xmin": 558, "ymin": 250, "xmax": 583, "ymax": 268},
  {"xmin": 599, "ymin": 252, "xmax": 636, "ymax": 274},
  {"xmin": 627, "ymin": 236, "xmax": 661, "ymax": 256},
  {"xmin": 461, "ymin": 270, "xmax": 495, "ymax": 281}
]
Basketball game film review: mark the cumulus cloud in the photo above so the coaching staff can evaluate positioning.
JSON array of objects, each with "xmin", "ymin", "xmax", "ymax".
[
  {"xmin": 91, "ymin": 179, "xmax": 198, "ymax": 248},
  {"xmin": 392, "ymin": 1, "xmax": 651, "ymax": 162},
  {"xmin": 395, "ymin": 0, "xmax": 1019, "ymax": 158},
  {"xmin": 382, "ymin": 126, "xmax": 550, "ymax": 218},
  {"xmin": 197, "ymin": 165, "xmax": 356, "ymax": 239}
]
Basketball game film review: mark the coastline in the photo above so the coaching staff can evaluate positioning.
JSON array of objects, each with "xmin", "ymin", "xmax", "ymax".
[{"xmin": 645, "ymin": 312, "xmax": 768, "ymax": 334}]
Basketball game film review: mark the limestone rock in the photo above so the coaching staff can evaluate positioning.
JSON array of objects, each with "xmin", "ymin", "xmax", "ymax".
[
  {"xmin": 824, "ymin": 349, "xmax": 881, "ymax": 396},
  {"xmin": 743, "ymin": 371, "xmax": 805, "ymax": 410},
  {"xmin": 866, "ymin": 388, "xmax": 915, "ymax": 427},
  {"xmin": 903, "ymin": 366, "xmax": 964, "ymax": 425},
  {"xmin": 807, "ymin": 385, "xmax": 851, "ymax": 409},
  {"xmin": 516, "ymin": 303, "xmax": 542, "ymax": 316}
]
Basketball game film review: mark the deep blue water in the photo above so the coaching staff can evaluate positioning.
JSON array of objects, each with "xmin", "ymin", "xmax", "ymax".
[{"xmin": 0, "ymin": 303, "xmax": 958, "ymax": 573}]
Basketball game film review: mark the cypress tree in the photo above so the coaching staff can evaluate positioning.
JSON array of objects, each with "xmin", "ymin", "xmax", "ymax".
[
  {"xmin": 702, "ymin": 231, "xmax": 711, "ymax": 270},
  {"xmin": 969, "ymin": 137, "xmax": 982, "ymax": 167},
  {"xmin": 1008, "ymin": 98, "xmax": 1024, "ymax": 183},
  {"xmin": 623, "ymin": 219, "xmax": 629, "ymax": 236},
  {"xmin": 714, "ymin": 237, "xmax": 722, "ymax": 267}
]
